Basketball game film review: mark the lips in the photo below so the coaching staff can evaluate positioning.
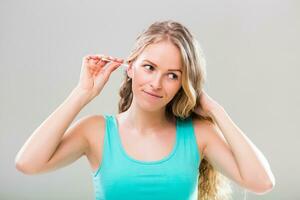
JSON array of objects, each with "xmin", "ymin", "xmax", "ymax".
[{"xmin": 143, "ymin": 90, "xmax": 163, "ymax": 98}]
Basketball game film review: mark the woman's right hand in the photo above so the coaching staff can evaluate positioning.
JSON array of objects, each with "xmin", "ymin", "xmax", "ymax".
[{"xmin": 76, "ymin": 54, "xmax": 124, "ymax": 99}]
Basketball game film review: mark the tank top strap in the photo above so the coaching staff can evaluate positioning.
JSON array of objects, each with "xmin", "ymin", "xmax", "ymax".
[
  {"xmin": 176, "ymin": 116, "xmax": 201, "ymax": 167},
  {"xmin": 102, "ymin": 114, "xmax": 123, "ymax": 157},
  {"xmin": 92, "ymin": 114, "xmax": 201, "ymax": 199},
  {"xmin": 93, "ymin": 114, "xmax": 201, "ymax": 177},
  {"xmin": 92, "ymin": 114, "xmax": 122, "ymax": 177}
]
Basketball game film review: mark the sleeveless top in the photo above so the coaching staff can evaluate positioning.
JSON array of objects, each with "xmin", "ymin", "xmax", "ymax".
[{"xmin": 91, "ymin": 114, "xmax": 201, "ymax": 200}]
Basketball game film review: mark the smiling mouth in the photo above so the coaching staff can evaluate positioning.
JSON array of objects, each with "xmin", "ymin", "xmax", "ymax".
[{"xmin": 143, "ymin": 90, "xmax": 163, "ymax": 98}]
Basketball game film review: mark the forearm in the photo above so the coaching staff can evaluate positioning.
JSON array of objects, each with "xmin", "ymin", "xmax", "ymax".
[
  {"xmin": 209, "ymin": 106, "xmax": 275, "ymax": 187},
  {"xmin": 15, "ymin": 87, "xmax": 91, "ymax": 171}
]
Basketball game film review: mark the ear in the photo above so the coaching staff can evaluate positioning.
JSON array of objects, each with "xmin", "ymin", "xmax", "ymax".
[{"xmin": 127, "ymin": 63, "xmax": 133, "ymax": 79}]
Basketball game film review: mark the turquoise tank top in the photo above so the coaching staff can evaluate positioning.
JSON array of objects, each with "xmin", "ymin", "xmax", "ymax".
[{"xmin": 91, "ymin": 114, "xmax": 201, "ymax": 200}]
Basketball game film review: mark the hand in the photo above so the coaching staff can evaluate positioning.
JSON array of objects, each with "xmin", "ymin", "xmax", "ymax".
[
  {"xmin": 76, "ymin": 54, "xmax": 124, "ymax": 99},
  {"xmin": 195, "ymin": 90, "xmax": 222, "ymax": 118}
]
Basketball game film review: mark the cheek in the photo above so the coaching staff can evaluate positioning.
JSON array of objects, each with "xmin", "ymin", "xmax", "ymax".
[
  {"xmin": 133, "ymin": 68, "xmax": 151, "ymax": 84},
  {"xmin": 131, "ymin": 69, "xmax": 147, "ymax": 92},
  {"xmin": 169, "ymin": 85, "xmax": 181, "ymax": 97},
  {"xmin": 158, "ymin": 82, "xmax": 180, "ymax": 101}
]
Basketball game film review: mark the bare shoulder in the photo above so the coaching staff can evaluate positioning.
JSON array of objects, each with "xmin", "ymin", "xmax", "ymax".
[
  {"xmin": 192, "ymin": 117, "xmax": 227, "ymax": 161},
  {"xmin": 81, "ymin": 114, "xmax": 106, "ymax": 147},
  {"xmin": 21, "ymin": 114, "xmax": 106, "ymax": 174},
  {"xmin": 191, "ymin": 117, "xmax": 217, "ymax": 162},
  {"xmin": 80, "ymin": 114, "xmax": 106, "ymax": 171},
  {"xmin": 80, "ymin": 114, "xmax": 105, "ymax": 133}
]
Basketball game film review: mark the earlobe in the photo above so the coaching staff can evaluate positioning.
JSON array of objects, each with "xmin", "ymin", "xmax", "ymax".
[{"xmin": 127, "ymin": 64, "xmax": 133, "ymax": 79}]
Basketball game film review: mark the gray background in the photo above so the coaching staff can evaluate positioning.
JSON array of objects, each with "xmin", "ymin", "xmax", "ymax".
[{"xmin": 1, "ymin": 0, "xmax": 299, "ymax": 199}]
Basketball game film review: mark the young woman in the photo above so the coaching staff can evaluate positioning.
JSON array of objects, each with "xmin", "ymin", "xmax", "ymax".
[{"xmin": 15, "ymin": 20, "xmax": 275, "ymax": 200}]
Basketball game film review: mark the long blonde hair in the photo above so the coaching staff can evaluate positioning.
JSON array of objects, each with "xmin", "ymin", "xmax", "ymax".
[{"xmin": 118, "ymin": 20, "xmax": 232, "ymax": 200}]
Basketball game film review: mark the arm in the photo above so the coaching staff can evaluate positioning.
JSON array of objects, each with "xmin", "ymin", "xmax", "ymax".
[
  {"xmin": 195, "ymin": 91, "xmax": 275, "ymax": 194},
  {"xmin": 15, "ymin": 87, "xmax": 92, "ymax": 174},
  {"xmin": 15, "ymin": 55, "xmax": 124, "ymax": 175}
]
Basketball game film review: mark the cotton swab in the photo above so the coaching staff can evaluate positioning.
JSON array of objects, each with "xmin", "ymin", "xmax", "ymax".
[{"xmin": 101, "ymin": 57, "xmax": 129, "ymax": 68}]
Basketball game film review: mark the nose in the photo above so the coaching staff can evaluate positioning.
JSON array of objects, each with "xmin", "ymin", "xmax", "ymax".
[{"xmin": 150, "ymin": 73, "xmax": 162, "ymax": 90}]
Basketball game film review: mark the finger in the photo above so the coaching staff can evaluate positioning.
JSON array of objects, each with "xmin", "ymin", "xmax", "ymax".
[
  {"xmin": 97, "ymin": 55, "xmax": 122, "ymax": 67},
  {"xmin": 99, "ymin": 55, "xmax": 124, "ymax": 63},
  {"xmin": 93, "ymin": 59, "xmax": 114, "ymax": 74},
  {"xmin": 93, "ymin": 61, "xmax": 121, "ymax": 84},
  {"xmin": 89, "ymin": 54, "xmax": 104, "ymax": 59},
  {"xmin": 91, "ymin": 56, "xmax": 111, "ymax": 69},
  {"xmin": 87, "ymin": 55, "xmax": 108, "ymax": 65},
  {"xmin": 84, "ymin": 57, "xmax": 98, "ymax": 68},
  {"xmin": 83, "ymin": 55, "xmax": 93, "ymax": 63},
  {"xmin": 104, "ymin": 61, "xmax": 122, "ymax": 74},
  {"xmin": 115, "ymin": 58, "xmax": 124, "ymax": 63},
  {"xmin": 92, "ymin": 54, "xmax": 110, "ymax": 61},
  {"xmin": 85, "ymin": 55, "xmax": 100, "ymax": 62}
]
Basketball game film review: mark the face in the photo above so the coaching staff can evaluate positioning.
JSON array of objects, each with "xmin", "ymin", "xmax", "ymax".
[{"xmin": 127, "ymin": 40, "xmax": 183, "ymax": 112}]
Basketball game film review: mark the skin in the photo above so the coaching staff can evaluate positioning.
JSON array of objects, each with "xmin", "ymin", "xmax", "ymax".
[
  {"xmin": 114, "ymin": 40, "xmax": 188, "ymax": 162},
  {"xmin": 119, "ymin": 40, "xmax": 183, "ymax": 134},
  {"xmin": 16, "ymin": 40, "xmax": 274, "ymax": 195}
]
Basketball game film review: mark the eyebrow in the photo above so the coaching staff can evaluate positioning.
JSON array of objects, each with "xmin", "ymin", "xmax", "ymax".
[{"xmin": 143, "ymin": 59, "xmax": 182, "ymax": 73}]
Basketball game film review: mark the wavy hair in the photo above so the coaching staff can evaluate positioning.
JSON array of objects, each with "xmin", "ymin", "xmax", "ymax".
[{"xmin": 118, "ymin": 20, "xmax": 232, "ymax": 200}]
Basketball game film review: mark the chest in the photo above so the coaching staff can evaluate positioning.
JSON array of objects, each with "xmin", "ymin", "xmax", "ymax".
[
  {"xmin": 118, "ymin": 126, "xmax": 176, "ymax": 161},
  {"xmin": 94, "ymin": 163, "xmax": 199, "ymax": 200},
  {"xmin": 86, "ymin": 119, "xmax": 205, "ymax": 173}
]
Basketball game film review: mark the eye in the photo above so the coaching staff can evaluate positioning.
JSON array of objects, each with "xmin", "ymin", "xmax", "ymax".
[
  {"xmin": 143, "ymin": 64, "xmax": 154, "ymax": 71},
  {"xmin": 143, "ymin": 64, "xmax": 179, "ymax": 80},
  {"xmin": 168, "ymin": 73, "xmax": 178, "ymax": 80}
]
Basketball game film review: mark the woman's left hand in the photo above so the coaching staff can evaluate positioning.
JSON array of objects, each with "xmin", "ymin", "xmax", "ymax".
[{"xmin": 194, "ymin": 90, "xmax": 222, "ymax": 118}]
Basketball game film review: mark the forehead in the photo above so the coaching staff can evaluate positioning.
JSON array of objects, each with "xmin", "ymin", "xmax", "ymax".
[{"xmin": 138, "ymin": 41, "xmax": 183, "ymax": 70}]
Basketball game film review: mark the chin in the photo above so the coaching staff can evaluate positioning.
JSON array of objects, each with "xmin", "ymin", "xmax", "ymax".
[
  {"xmin": 137, "ymin": 100, "xmax": 164, "ymax": 112},
  {"xmin": 134, "ymin": 93, "xmax": 165, "ymax": 112}
]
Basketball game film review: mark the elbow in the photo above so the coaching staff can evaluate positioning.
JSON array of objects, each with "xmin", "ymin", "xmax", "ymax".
[
  {"xmin": 254, "ymin": 181, "xmax": 275, "ymax": 195},
  {"xmin": 246, "ymin": 178, "xmax": 276, "ymax": 195},
  {"xmin": 15, "ymin": 158, "xmax": 38, "ymax": 175},
  {"xmin": 241, "ymin": 170, "xmax": 276, "ymax": 195}
]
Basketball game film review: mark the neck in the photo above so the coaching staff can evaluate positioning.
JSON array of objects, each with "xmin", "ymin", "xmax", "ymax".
[{"xmin": 119, "ymin": 100, "xmax": 174, "ymax": 136}]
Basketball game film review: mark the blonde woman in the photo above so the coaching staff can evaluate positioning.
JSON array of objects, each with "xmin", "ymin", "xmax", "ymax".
[{"xmin": 15, "ymin": 20, "xmax": 275, "ymax": 200}]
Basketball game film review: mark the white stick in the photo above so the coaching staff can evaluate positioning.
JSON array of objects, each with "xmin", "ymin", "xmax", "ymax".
[{"xmin": 101, "ymin": 57, "xmax": 129, "ymax": 68}]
